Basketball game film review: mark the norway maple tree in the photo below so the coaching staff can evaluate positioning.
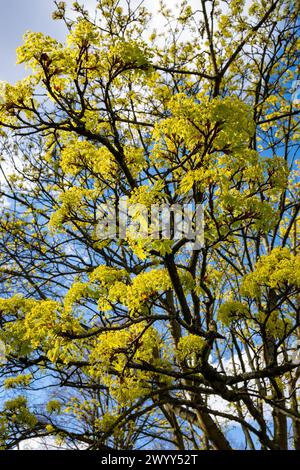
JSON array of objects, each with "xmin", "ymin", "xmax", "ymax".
[{"xmin": 0, "ymin": 0, "xmax": 299, "ymax": 450}]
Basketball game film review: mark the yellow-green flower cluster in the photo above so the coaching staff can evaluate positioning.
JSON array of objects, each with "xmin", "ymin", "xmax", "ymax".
[
  {"xmin": 176, "ymin": 334, "xmax": 206, "ymax": 364},
  {"xmin": 88, "ymin": 323, "xmax": 164, "ymax": 405},
  {"xmin": 241, "ymin": 248, "xmax": 300, "ymax": 298},
  {"xmin": 217, "ymin": 300, "xmax": 250, "ymax": 326}
]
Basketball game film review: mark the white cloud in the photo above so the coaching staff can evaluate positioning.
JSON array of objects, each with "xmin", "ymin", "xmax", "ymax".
[
  {"xmin": 14, "ymin": 436, "xmax": 89, "ymax": 450},
  {"xmin": 14, "ymin": 437, "xmax": 62, "ymax": 450}
]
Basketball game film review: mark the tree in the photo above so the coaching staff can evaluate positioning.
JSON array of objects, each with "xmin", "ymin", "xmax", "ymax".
[{"xmin": 0, "ymin": 0, "xmax": 299, "ymax": 450}]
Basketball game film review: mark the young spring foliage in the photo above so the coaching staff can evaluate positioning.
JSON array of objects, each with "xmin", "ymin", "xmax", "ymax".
[{"xmin": 0, "ymin": 0, "xmax": 299, "ymax": 451}]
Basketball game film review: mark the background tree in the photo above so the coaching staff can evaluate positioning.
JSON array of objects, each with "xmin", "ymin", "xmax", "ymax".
[{"xmin": 0, "ymin": 0, "xmax": 299, "ymax": 450}]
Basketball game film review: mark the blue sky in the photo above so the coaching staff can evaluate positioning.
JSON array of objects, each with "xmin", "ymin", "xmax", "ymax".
[
  {"xmin": 0, "ymin": 0, "xmax": 199, "ymax": 83},
  {"xmin": 0, "ymin": 0, "xmax": 68, "ymax": 83}
]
